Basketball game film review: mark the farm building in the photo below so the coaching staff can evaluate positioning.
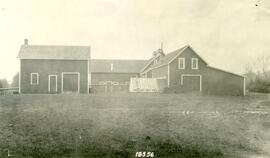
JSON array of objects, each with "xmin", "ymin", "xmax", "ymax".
[
  {"xmin": 89, "ymin": 59, "xmax": 147, "ymax": 93},
  {"xmin": 18, "ymin": 39, "xmax": 90, "ymax": 94},
  {"xmin": 138, "ymin": 45, "xmax": 245, "ymax": 96},
  {"xmin": 17, "ymin": 39, "xmax": 245, "ymax": 96}
]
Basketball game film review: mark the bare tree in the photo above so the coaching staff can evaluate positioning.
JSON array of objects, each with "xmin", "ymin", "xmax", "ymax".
[
  {"xmin": 253, "ymin": 54, "xmax": 270, "ymax": 79},
  {"xmin": 245, "ymin": 54, "xmax": 270, "ymax": 93},
  {"xmin": 244, "ymin": 63, "xmax": 256, "ymax": 84},
  {"xmin": 244, "ymin": 62, "xmax": 254, "ymax": 74}
]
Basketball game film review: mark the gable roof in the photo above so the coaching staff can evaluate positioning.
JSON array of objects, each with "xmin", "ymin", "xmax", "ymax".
[
  {"xmin": 169, "ymin": 45, "xmax": 208, "ymax": 65},
  {"xmin": 140, "ymin": 57, "xmax": 155, "ymax": 73},
  {"xmin": 18, "ymin": 45, "xmax": 91, "ymax": 60},
  {"xmin": 90, "ymin": 59, "xmax": 148, "ymax": 73},
  {"xmin": 141, "ymin": 46, "xmax": 187, "ymax": 73},
  {"xmin": 143, "ymin": 45, "xmax": 209, "ymax": 71},
  {"xmin": 143, "ymin": 45, "xmax": 244, "ymax": 78}
]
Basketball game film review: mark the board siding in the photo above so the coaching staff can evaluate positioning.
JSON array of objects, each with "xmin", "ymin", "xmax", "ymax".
[
  {"xmin": 166, "ymin": 47, "xmax": 244, "ymax": 96},
  {"xmin": 90, "ymin": 72, "xmax": 139, "ymax": 93},
  {"xmin": 20, "ymin": 59, "xmax": 88, "ymax": 94}
]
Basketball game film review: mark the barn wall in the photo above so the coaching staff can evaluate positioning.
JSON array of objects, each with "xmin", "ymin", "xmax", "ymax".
[
  {"xmin": 146, "ymin": 70, "xmax": 152, "ymax": 78},
  {"xmin": 204, "ymin": 68, "xmax": 245, "ymax": 96},
  {"xmin": 165, "ymin": 47, "xmax": 245, "ymax": 95},
  {"xmin": 167, "ymin": 47, "xmax": 208, "ymax": 92},
  {"xmin": 152, "ymin": 65, "xmax": 168, "ymax": 79},
  {"xmin": 20, "ymin": 59, "xmax": 88, "ymax": 94},
  {"xmin": 90, "ymin": 72, "xmax": 139, "ymax": 92},
  {"xmin": 91, "ymin": 72, "xmax": 139, "ymax": 85}
]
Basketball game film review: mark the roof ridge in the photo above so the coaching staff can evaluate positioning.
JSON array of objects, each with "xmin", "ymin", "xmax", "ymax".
[
  {"xmin": 18, "ymin": 44, "xmax": 91, "ymax": 60},
  {"xmin": 164, "ymin": 45, "xmax": 189, "ymax": 56},
  {"xmin": 140, "ymin": 45, "xmax": 189, "ymax": 73},
  {"xmin": 90, "ymin": 59, "xmax": 148, "ymax": 73},
  {"xmin": 22, "ymin": 44, "xmax": 90, "ymax": 47},
  {"xmin": 91, "ymin": 59, "xmax": 148, "ymax": 61}
]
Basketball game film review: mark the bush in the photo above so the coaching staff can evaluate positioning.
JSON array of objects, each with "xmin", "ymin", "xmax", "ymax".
[
  {"xmin": 0, "ymin": 79, "xmax": 9, "ymax": 88},
  {"xmin": 247, "ymin": 79, "xmax": 270, "ymax": 93}
]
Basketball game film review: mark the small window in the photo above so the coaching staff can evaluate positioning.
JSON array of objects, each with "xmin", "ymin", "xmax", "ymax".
[
  {"xmin": 192, "ymin": 58, "xmax": 198, "ymax": 69},
  {"xmin": 178, "ymin": 58, "xmax": 185, "ymax": 69},
  {"xmin": 31, "ymin": 73, "xmax": 39, "ymax": 85}
]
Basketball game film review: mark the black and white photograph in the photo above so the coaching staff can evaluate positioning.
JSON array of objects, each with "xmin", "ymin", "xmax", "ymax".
[{"xmin": 0, "ymin": 0, "xmax": 270, "ymax": 157}]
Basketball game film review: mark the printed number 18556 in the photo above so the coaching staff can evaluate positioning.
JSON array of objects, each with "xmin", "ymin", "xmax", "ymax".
[{"xmin": 135, "ymin": 152, "xmax": 154, "ymax": 157}]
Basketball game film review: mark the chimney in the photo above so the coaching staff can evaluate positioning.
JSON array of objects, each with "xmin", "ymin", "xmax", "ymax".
[{"xmin": 24, "ymin": 39, "xmax": 28, "ymax": 45}]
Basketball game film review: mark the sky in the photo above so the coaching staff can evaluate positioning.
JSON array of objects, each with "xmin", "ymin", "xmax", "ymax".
[{"xmin": 0, "ymin": 0, "xmax": 270, "ymax": 83}]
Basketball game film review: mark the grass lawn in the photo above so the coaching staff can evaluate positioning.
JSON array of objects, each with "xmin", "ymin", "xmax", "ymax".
[{"xmin": 0, "ymin": 93, "xmax": 270, "ymax": 158}]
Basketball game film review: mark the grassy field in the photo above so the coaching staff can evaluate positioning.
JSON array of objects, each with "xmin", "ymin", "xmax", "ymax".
[{"xmin": 0, "ymin": 93, "xmax": 270, "ymax": 158}]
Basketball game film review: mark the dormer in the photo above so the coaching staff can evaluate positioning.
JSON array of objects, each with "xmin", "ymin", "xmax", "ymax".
[{"xmin": 152, "ymin": 48, "xmax": 165, "ymax": 64}]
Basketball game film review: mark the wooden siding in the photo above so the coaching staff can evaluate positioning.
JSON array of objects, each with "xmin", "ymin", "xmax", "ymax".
[
  {"xmin": 90, "ymin": 72, "xmax": 139, "ymax": 92},
  {"xmin": 146, "ymin": 70, "xmax": 152, "ymax": 78},
  {"xmin": 166, "ymin": 47, "xmax": 244, "ymax": 95},
  {"xmin": 91, "ymin": 72, "xmax": 139, "ymax": 85},
  {"xmin": 20, "ymin": 59, "xmax": 88, "ymax": 94},
  {"xmin": 151, "ymin": 65, "xmax": 168, "ymax": 85},
  {"xmin": 169, "ymin": 47, "xmax": 208, "ymax": 87},
  {"xmin": 204, "ymin": 68, "xmax": 245, "ymax": 96}
]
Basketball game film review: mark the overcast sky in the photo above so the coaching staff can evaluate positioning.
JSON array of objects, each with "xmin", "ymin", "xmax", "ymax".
[{"xmin": 0, "ymin": 0, "xmax": 270, "ymax": 83}]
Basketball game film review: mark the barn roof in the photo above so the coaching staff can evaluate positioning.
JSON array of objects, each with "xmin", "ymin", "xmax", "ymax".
[
  {"xmin": 90, "ymin": 59, "xmax": 148, "ymax": 73},
  {"xmin": 151, "ymin": 46, "xmax": 187, "ymax": 68},
  {"xmin": 141, "ymin": 45, "xmax": 188, "ymax": 72},
  {"xmin": 144, "ymin": 45, "xmax": 208, "ymax": 71},
  {"xmin": 18, "ymin": 45, "xmax": 91, "ymax": 60},
  {"xmin": 143, "ymin": 45, "xmax": 244, "ymax": 78}
]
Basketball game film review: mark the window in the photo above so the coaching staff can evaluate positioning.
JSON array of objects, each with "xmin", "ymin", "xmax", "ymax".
[
  {"xmin": 178, "ymin": 58, "xmax": 185, "ymax": 69},
  {"xmin": 191, "ymin": 58, "xmax": 199, "ymax": 69},
  {"xmin": 31, "ymin": 73, "xmax": 39, "ymax": 85}
]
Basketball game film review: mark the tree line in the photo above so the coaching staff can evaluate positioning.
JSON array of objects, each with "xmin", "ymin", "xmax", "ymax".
[
  {"xmin": 0, "ymin": 72, "xmax": 19, "ymax": 88},
  {"xmin": 1, "ymin": 58, "xmax": 270, "ymax": 93},
  {"xmin": 244, "ymin": 54, "xmax": 270, "ymax": 93}
]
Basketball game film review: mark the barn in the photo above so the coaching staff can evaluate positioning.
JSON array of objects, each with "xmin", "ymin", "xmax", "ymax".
[
  {"xmin": 18, "ymin": 39, "xmax": 90, "ymax": 94},
  {"xmin": 17, "ymin": 39, "xmax": 245, "ymax": 96},
  {"xmin": 89, "ymin": 59, "xmax": 147, "ymax": 93},
  {"xmin": 140, "ymin": 45, "xmax": 246, "ymax": 96}
]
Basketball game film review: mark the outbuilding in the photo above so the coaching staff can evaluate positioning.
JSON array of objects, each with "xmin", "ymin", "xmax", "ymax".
[{"xmin": 18, "ymin": 39, "xmax": 90, "ymax": 94}]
